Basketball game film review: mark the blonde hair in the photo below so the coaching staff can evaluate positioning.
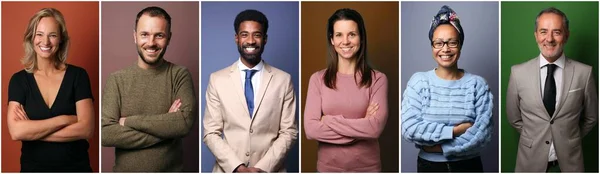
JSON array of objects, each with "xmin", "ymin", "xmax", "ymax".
[{"xmin": 22, "ymin": 8, "xmax": 69, "ymax": 73}]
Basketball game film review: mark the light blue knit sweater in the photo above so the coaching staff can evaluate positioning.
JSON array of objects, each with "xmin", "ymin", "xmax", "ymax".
[{"xmin": 401, "ymin": 69, "xmax": 493, "ymax": 162}]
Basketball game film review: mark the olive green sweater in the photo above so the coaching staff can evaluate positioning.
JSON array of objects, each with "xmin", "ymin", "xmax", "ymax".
[{"xmin": 101, "ymin": 61, "xmax": 196, "ymax": 172}]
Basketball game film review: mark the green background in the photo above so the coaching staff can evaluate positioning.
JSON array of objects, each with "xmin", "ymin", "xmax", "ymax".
[{"xmin": 501, "ymin": 2, "xmax": 599, "ymax": 172}]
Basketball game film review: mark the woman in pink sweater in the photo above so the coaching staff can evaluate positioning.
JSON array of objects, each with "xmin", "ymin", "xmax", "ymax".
[{"xmin": 303, "ymin": 8, "xmax": 388, "ymax": 172}]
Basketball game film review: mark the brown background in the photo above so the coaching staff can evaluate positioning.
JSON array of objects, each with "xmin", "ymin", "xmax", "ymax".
[
  {"xmin": 101, "ymin": 2, "xmax": 199, "ymax": 172},
  {"xmin": 1, "ymin": 2, "xmax": 100, "ymax": 172},
  {"xmin": 300, "ymin": 2, "xmax": 399, "ymax": 172}
]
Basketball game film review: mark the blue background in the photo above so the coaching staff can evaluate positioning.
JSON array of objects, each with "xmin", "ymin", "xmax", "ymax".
[{"xmin": 200, "ymin": 2, "xmax": 299, "ymax": 172}]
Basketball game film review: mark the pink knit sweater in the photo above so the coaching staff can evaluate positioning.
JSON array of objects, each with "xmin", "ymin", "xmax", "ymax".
[{"xmin": 304, "ymin": 70, "xmax": 388, "ymax": 172}]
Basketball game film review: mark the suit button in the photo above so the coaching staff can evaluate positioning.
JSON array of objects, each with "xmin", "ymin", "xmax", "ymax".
[
  {"xmin": 546, "ymin": 141, "xmax": 550, "ymax": 144},
  {"xmin": 550, "ymin": 120, "xmax": 554, "ymax": 124},
  {"xmin": 246, "ymin": 152, "xmax": 250, "ymax": 156},
  {"xmin": 250, "ymin": 129, "xmax": 253, "ymax": 133}
]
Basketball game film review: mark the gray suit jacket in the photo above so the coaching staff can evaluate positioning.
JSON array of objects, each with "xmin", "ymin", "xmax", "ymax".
[{"xmin": 506, "ymin": 56, "xmax": 598, "ymax": 172}]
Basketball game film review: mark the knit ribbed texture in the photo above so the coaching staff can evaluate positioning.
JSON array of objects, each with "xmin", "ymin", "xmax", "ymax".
[
  {"xmin": 402, "ymin": 70, "xmax": 492, "ymax": 162},
  {"xmin": 101, "ymin": 61, "xmax": 196, "ymax": 172}
]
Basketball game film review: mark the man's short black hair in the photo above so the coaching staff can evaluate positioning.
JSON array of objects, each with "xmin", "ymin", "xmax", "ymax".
[{"xmin": 234, "ymin": 9, "xmax": 268, "ymax": 35}]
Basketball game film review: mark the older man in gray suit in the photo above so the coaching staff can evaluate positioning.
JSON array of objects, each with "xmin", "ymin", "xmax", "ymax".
[{"xmin": 506, "ymin": 7, "xmax": 598, "ymax": 172}]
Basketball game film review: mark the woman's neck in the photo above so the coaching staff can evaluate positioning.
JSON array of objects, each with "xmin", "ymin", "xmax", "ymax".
[
  {"xmin": 337, "ymin": 57, "xmax": 357, "ymax": 75},
  {"xmin": 435, "ymin": 66, "xmax": 463, "ymax": 80},
  {"xmin": 36, "ymin": 57, "xmax": 63, "ymax": 75}
]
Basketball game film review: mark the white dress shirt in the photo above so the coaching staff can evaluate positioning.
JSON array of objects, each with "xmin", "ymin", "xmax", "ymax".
[
  {"xmin": 539, "ymin": 53, "xmax": 565, "ymax": 162},
  {"xmin": 238, "ymin": 58, "xmax": 263, "ymax": 103}
]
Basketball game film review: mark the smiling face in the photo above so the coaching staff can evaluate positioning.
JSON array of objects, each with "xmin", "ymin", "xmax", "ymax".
[
  {"xmin": 236, "ymin": 21, "xmax": 266, "ymax": 66},
  {"xmin": 431, "ymin": 24, "xmax": 461, "ymax": 69},
  {"xmin": 33, "ymin": 17, "xmax": 61, "ymax": 61},
  {"xmin": 134, "ymin": 14, "xmax": 170, "ymax": 67},
  {"xmin": 535, "ymin": 13, "xmax": 568, "ymax": 62},
  {"xmin": 330, "ymin": 20, "xmax": 360, "ymax": 60}
]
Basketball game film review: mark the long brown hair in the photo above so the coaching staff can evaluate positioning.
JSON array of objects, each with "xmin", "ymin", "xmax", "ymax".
[{"xmin": 324, "ymin": 8, "xmax": 373, "ymax": 89}]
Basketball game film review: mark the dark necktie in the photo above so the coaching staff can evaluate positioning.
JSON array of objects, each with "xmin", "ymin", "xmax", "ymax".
[
  {"xmin": 244, "ymin": 70, "xmax": 258, "ymax": 118},
  {"xmin": 543, "ymin": 64, "xmax": 557, "ymax": 117}
]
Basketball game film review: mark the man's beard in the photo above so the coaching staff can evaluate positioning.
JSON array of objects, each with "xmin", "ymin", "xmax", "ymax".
[
  {"xmin": 137, "ymin": 46, "xmax": 168, "ymax": 66},
  {"xmin": 237, "ymin": 44, "xmax": 263, "ymax": 65}
]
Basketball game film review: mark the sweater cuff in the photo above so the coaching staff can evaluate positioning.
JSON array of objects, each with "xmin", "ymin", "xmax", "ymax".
[
  {"xmin": 441, "ymin": 142, "xmax": 455, "ymax": 157},
  {"xmin": 441, "ymin": 126, "xmax": 454, "ymax": 140}
]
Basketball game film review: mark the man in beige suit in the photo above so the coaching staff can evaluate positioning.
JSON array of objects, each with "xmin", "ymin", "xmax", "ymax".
[
  {"xmin": 506, "ymin": 7, "xmax": 598, "ymax": 172},
  {"xmin": 203, "ymin": 9, "xmax": 298, "ymax": 173}
]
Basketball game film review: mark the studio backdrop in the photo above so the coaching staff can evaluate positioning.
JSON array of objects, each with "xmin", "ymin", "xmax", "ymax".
[
  {"xmin": 400, "ymin": 1, "xmax": 500, "ymax": 172},
  {"xmin": 200, "ymin": 2, "xmax": 300, "ymax": 172}
]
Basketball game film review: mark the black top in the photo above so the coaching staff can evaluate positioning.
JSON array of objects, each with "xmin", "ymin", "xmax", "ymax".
[{"xmin": 8, "ymin": 64, "xmax": 93, "ymax": 172}]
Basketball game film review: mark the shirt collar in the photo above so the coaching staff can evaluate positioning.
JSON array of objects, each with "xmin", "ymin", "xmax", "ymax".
[
  {"xmin": 539, "ymin": 53, "xmax": 566, "ymax": 69},
  {"xmin": 238, "ymin": 58, "xmax": 264, "ymax": 71}
]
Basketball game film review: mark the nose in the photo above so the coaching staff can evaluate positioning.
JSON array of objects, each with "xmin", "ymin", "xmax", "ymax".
[
  {"xmin": 441, "ymin": 43, "xmax": 451, "ymax": 52},
  {"xmin": 147, "ymin": 35, "xmax": 156, "ymax": 46},
  {"xmin": 342, "ymin": 36, "xmax": 350, "ymax": 45},
  {"xmin": 545, "ymin": 33, "xmax": 555, "ymax": 42},
  {"xmin": 247, "ymin": 36, "xmax": 256, "ymax": 45},
  {"xmin": 42, "ymin": 35, "xmax": 50, "ymax": 45}
]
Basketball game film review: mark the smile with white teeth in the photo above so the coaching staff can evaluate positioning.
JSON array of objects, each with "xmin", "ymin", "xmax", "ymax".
[
  {"xmin": 341, "ymin": 47, "xmax": 352, "ymax": 52},
  {"xmin": 145, "ymin": 48, "xmax": 158, "ymax": 53},
  {"xmin": 39, "ymin": 46, "xmax": 51, "ymax": 51},
  {"xmin": 439, "ymin": 55, "xmax": 453, "ymax": 60},
  {"xmin": 245, "ymin": 47, "xmax": 257, "ymax": 52}
]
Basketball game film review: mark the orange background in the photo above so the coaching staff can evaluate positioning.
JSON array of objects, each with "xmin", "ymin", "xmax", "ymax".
[
  {"xmin": 300, "ymin": 2, "xmax": 399, "ymax": 172},
  {"xmin": 1, "ymin": 2, "xmax": 100, "ymax": 172}
]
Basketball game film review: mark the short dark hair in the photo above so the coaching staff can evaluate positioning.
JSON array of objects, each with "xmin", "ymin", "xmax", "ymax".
[
  {"xmin": 234, "ymin": 9, "xmax": 269, "ymax": 35},
  {"xmin": 535, "ymin": 7, "xmax": 569, "ymax": 32},
  {"xmin": 135, "ymin": 6, "xmax": 171, "ymax": 32}
]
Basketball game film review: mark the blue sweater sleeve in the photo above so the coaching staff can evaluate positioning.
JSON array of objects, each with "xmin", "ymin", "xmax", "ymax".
[
  {"xmin": 441, "ymin": 77, "xmax": 493, "ymax": 157},
  {"xmin": 401, "ymin": 73, "xmax": 454, "ymax": 146}
]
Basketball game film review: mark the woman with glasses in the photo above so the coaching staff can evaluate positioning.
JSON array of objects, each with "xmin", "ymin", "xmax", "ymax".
[{"xmin": 401, "ymin": 5, "xmax": 493, "ymax": 172}]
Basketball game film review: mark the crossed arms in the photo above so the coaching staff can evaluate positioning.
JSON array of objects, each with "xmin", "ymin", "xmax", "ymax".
[
  {"xmin": 7, "ymin": 99, "xmax": 95, "ymax": 142},
  {"xmin": 401, "ymin": 74, "xmax": 493, "ymax": 157},
  {"xmin": 303, "ymin": 72, "xmax": 389, "ymax": 145},
  {"xmin": 101, "ymin": 70, "xmax": 196, "ymax": 149}
]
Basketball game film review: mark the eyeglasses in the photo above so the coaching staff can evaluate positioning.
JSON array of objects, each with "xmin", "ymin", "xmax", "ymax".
[{"xmin": 431, "ymin": 40, "xmax": 460, "ymax": 49}]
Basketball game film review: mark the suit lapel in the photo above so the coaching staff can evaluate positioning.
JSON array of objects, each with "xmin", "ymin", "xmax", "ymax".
[
  {"xmin": 553, "ymin": 59, "xmax": 574, "ymax": 120},
  {"xmin": 252, "ymin": 63, "xmax": 273, "ymax": 119},
  {"xmin": 228, "ymin": 63, "xmax": 252, "ymax": 118}
]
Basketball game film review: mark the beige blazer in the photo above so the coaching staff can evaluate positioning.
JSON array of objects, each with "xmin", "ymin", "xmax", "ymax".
[
  {"xmin": 506, "ymin": 57, "xmax": 598, "ymax": 172},
  {"xmin": 203, "ymin": 61, "xmax": 298, "ymax": 172}
]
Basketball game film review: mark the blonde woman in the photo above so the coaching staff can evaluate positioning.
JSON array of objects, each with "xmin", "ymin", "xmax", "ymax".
[{"xmin": 7, "ymin": 8, "xmax": 94, "ymax": 172}]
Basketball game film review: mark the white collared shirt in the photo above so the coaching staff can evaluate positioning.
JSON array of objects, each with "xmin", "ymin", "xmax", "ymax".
[
  {"xmin": 238, "ymin": 58, "xmax": 263, "ymax": 101},
  {"xmin": 539, "ymin": 53, "xmax": 565, "ymax": 162}
]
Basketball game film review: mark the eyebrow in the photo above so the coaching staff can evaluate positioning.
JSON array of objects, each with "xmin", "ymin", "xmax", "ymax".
[{"xmin": 35, "ymin": 31, "xmax": 58, "ymax": 34}]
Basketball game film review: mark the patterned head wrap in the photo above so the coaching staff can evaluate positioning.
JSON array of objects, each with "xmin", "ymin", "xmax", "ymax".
[{"xmin": 429, "ymin": 5, "xmax": 464, "ymax": 46}]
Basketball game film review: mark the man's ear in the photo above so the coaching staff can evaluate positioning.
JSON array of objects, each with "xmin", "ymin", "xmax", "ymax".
[{"xmin": 133, "ymin": 30, "xmax": 137, "ymax": 44}]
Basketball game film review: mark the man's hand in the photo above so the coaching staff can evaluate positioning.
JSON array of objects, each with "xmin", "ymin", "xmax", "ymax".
[
  {"xmin": 119, "ymin": 117, "xmax": 126, "ymax": 126},
  {"xmin": 169, "ymin": 99, "xmax": 182, "ymax": 113},
  {"xmin": 453, "ymin": 122, "xmax": 473, "ymax": 137},
  {"xmin": 118, "ymin": 99, "xmax": 182, "ymax": 126},
  {"xmin": 236, "ymin": 165, "xmax": 265, "ymax": 173},
  {"xmin": 422, "ymin": 144, "xmax": 443, "ymax": 153}
]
